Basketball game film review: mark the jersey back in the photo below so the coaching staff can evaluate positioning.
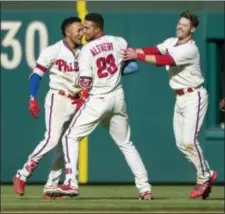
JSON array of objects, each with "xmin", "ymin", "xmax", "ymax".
[{"xmin": 79, "ymin": 35, "xmax": 128, "ymax": 95}]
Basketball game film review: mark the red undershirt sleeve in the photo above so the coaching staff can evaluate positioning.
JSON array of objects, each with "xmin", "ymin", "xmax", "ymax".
[
  {"xmin": 155, "ymin": 54, "xmax": 176, "ymax": 66},
  {"xmin": 142, "ymin": 46, "xmax": 161, "ymax": 55}
]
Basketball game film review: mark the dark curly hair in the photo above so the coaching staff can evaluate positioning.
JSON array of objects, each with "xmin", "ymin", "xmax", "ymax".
[
  {"xmin": 180, "ymin": 11, "xmax": 199, "ymax": 28},
  {"xmin": 85, "ymin": 13, "xmax": 104, "ymax": 30},
  {"xmin": 61, "ymin": 17, "xmax": 81, "ymax": 37}
]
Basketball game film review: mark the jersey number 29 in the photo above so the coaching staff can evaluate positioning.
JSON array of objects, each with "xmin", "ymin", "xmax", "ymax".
[{"xmin": 96, "ymin": 54, "xmax": 118, "ymax": 78}]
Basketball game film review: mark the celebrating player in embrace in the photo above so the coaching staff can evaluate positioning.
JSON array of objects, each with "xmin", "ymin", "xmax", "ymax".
[
  {"xmin": 13, "ymin": 17, "xmax": 84, "ymax": 198},
  {"xmin": 56, "ymin": 13, "xmax": 153, "ymax": 200},
  {"xmin": 13, "ymin": 15, "xmax": 139, "ymax": 199},
  {"xmin": 123, "ymin": 11, "xmax": 217, "ymax": 199}
]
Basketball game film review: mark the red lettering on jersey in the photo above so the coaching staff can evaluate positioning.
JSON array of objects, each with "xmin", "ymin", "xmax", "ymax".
[
  {"xmin": 64, "ymin": 63, "xmax": 70, "ymax": 72},
  {"xmin": 56, "ymin": 59, "xmax": 65, "ymax": 71},
  {"xmin": 56, "ymin": 59, "xmax": 79, "ymax": 72},
  {"xmin": 91, "ymin": 48, "xmax": 98, "ymax": 57},
  {"xmin": 90, "ymin": 42, "xmax": 114, "ymax": 57},
  {"xmin": 108, "ymin": 42, "xmax": 113, "ymax": 51}
]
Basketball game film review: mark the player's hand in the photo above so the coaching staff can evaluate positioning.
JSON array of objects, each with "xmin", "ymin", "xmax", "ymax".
[
  {"xmin": 123, "ymin": 48, "xmax": 137, "ymax": 61},
  {"xmin": 29, "ymin": 97, "xmax": 40, "ymax": 119},
  {"xmin": 72, "ymin": 90, "xmax": 89, "ymax": 112},
  {"xmin": 219, "ymin": 98, "xmax": 225, "ymax": 112},
  {"xmin": 72, "ymin": 98, "xmax": 85, "ymax": 112}
]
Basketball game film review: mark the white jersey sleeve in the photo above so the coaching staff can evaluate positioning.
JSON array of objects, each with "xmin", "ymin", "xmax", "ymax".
[
  {"xmin": 117, "ymin": 37, "xmax": 128, "ymax": 63},
  {"xmin": 156, "ymin": 37, "xmax": 176, "ymax": 54},
  {"xmin": 33, "ymin": 45, "xmax": 57, "ymax": 77},
  {"xmin": 119, "ymin": 37, "xmax": 128, "ymax": 50},
  {"xmin": 168, "ymin": 45, "xmax": 198, "ymax": 66},
  {"xmin": 78, "ymin": 45, "xmax": 93, "ymax": 89},
  {"xmin": 78, "ymin": 46, "xmax": 93, "ymax": 78}
]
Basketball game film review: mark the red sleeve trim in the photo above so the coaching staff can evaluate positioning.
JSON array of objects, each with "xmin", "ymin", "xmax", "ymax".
[
  {"xmin": 136, "ymin": 53, "xmax": 146, "ymax": 61},
  {"xmin": 142, "ymin": 46, "xmax": 161, "ymax": 55},
  {"xmin": 155, "ymin": 54, "xmax": 176, "ymax": 66},
  {"xmin": 36, "ymin": 63, "xmax": 47, "ymax": 72}
]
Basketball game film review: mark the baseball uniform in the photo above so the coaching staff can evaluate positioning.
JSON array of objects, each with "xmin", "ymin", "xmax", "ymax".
[
  {"xmin": 60, "ymin": 35, "xmax": 151, "ymax": 194},
  {"xmin": 15, "ymin": 40, "xmax": 81, "ymax": 189},
  {"xmin": 157, "ymin": 37, "xmax": 212, "ymax": 184}
]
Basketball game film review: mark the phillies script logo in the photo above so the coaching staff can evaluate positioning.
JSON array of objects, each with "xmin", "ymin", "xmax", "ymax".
[{"xmin": 56, "ymin": 59, "xmax": 79, "ymax": 72}]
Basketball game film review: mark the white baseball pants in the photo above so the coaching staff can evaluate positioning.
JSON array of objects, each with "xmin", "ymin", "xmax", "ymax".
[
  {"xmin": 173, "ymin": 87, "xmax": 212, "ymax": 184},
  {"xmin": 16, "ymin": 90, "xmax": 77, "ymax": 186},
  {"xmin": 61, "ymin": 88, "xmax": 151, "ymax": 194}
]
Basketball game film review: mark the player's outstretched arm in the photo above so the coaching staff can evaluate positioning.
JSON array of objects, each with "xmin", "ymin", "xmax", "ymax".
[{"xmin": 123, "ymin": 48, "xmax": 175, "ymax": 67}]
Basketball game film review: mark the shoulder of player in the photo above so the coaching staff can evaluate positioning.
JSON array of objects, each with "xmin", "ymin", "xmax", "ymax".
[
  {"xmin": 181, "ymin": 41, "xmax": 199, "ymax": 53},
  {"xmin": 108, "ymin": 35, "xmax": 127, "ymax": 43},
  {"xmin": 40, "ymin": 40, "xmax": 62, "ymax": 54},
  {"xmin": 163, "ymin": 37, "xmax": 177, "ymax": 44}
]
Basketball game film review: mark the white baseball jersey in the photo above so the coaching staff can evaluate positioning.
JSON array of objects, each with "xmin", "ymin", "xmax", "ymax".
[
  {"xmin": 156, "ymin": 37, "xmax": 204, "ymax": 90},
  {"xmin": 33, "ymin": 40, "xmax": 81, "ymax": 95},
  {"xmin": 78, "ymin": 35, "xmax": 128, "ymax": 95}
]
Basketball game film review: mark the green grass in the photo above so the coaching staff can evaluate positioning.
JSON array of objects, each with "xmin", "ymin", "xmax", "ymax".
[{"xmin": 1, "ymin": 185, "xmax": 224, "ymax": 212}]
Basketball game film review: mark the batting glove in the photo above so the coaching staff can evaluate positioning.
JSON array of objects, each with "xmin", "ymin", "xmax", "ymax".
[
  {"xmin": 29, "ymin": 97, "xmax": 40, "ymax": 119},
  {"xmin": 72, "ymin": 90, "xmax": 89, "ymax": 112}
]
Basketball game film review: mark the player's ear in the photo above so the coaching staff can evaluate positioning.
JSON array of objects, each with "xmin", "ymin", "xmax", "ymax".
[
  {"xmin": 95, "ymin": 26, "xmax": 101, "ymax": 34},
  {"xmin": 191, "ymin": 27, "xmax": 196, "ymax": 33},
  {"xmin": 65, "ymin": 26, "xmax": 71, "ymax": 37}
]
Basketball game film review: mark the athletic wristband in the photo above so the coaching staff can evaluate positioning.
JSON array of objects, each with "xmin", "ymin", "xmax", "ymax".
[
  {"xmin": 136, "ymin": 53, "xmax": 147, "ymax": 62},
  {"xmin": 80, "ymin": 89, "xmax": 89, "ymax": 99}
]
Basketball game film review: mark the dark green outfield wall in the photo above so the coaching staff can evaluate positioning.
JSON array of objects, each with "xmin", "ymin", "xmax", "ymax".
[{"xmin": 1, "ymin": 8, "xmax": 224, "ymax": 183}]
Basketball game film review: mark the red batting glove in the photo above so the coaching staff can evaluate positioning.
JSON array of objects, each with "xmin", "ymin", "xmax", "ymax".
[
  {"xmin": 72, "ymin": 90, "xmax": 89, "ymax": 112},
  {"xmin": 73, "ymin": 98, "xmax": 85, "ymax": 112},
  {"xmin": 29, "ymin": 97, "xmax": 40, "ymax": 119}
]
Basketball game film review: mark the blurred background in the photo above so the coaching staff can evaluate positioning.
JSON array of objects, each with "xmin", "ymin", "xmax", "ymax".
[{"xmin": 1, "ymin": 1, "xmax": 224, "ymax": 184}]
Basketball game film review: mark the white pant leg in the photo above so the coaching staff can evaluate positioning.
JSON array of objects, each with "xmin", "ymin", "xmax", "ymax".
[
  {"xmin": 173, "ymin": 99, "xmax": 194, "ymax": 163},
  {"xmin": 103, "ymin": 90, "xmax": 151, "ymax": 193},
  {"xmin": 180, "ymin": 88, "xmax": 211, "ymax": 183},
  {"xmin": 17, "ymin": 91, "xmax": 75, "ymax": 179},
  {"xmin": 44, "ymin": 119, "xmax": 73, "ymax": 187},
  {"xmin": 61, "ymin": 97, "xmax": 104, "ymax": 187},
  {"xmin": 44, "ymin": 143, "xmax": 64, "ymax": 187}
]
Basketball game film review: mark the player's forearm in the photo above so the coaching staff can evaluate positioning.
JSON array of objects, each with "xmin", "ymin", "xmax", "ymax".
[
  {"xmin": 135, "ymin": 48, "xmax": 145, "ymax": 54},
  {"xmin": 29, "ymin": 73, "xmax": 42, "ymax": 98},
  {"xmin": 136, "ymin": 53, "xmax": 175, "ymax": 66}
]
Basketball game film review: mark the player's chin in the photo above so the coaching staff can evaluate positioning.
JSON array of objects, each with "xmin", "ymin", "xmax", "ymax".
[
  {"xmin": 176, "ymin": 31, "xmax": 184, "ymax": 38},
  {"xmin": 177, "ymin": 34, "xmax": 185, "ymax": 40}
]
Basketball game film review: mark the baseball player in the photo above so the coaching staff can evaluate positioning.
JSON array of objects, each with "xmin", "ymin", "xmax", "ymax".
[
  {"xmin": 123, "ymin": 11, "xmax": 217, "ymax": 199},
  {"xmin": 12, "ymin": 16, "xmax": 139, "ymax": 198},
  {"xmin": 55, "ymin": 13, "xmax": 153, "ymax": 200},
  {"xmin": 12, "ymin": 17, "xmax": 84, "ymax": 197}
]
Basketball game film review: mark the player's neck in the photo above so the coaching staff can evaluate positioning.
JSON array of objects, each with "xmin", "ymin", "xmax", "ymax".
[
  {"xmin": 94, "ymin": 32, "xmax": 104, "ymax": 40},
  {"xmin": 177, "ymin": 35, "xmax": 192, "ymax": 45},
  {"xmin": 64, "ymin": 39, "xmax": 77, "ymax": 54}
]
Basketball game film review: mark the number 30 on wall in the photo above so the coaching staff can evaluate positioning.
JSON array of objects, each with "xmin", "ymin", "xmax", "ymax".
[{"xmin": 1, "ymin": 21, "xmax": 48, "ymax": 70}]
